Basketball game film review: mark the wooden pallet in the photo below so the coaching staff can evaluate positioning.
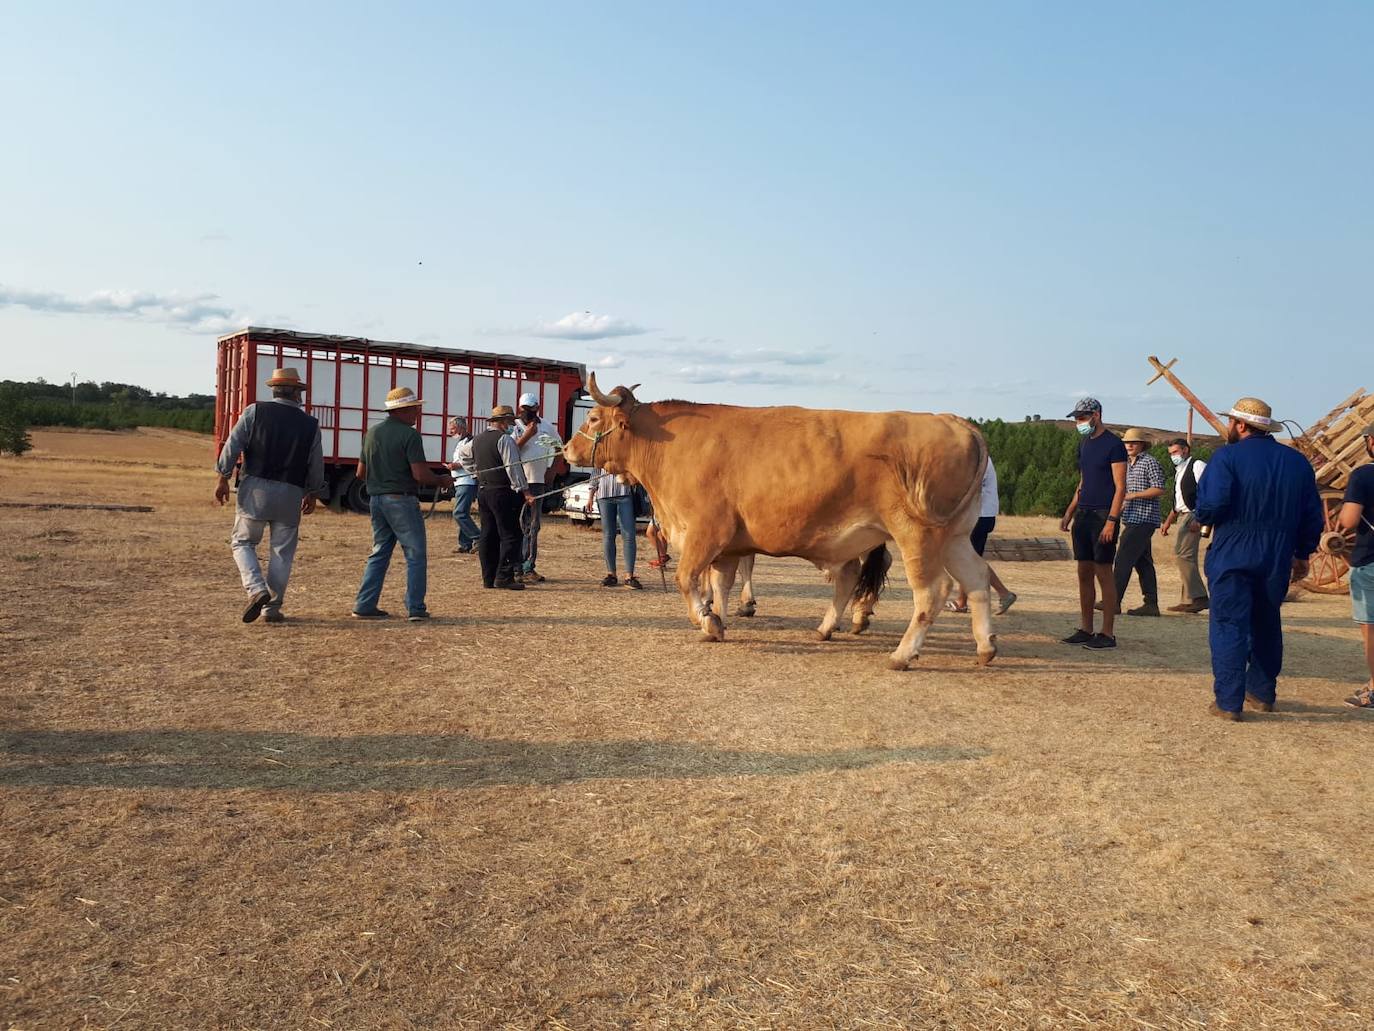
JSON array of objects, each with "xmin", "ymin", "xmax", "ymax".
[
  {"xmin": 1293, "ymin": 389, "xmax": 1374, "ymax": 491},
  {"xmin": 983, "ymin": 537, "xmax": 1072, "ymax": 562}
]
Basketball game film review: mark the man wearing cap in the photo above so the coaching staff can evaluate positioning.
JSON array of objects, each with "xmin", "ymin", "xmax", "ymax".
[
  {"xmin": 1059, "ymin": 398, "xmax": 1128, "ymax": 649},
  {"xmin": 215, "ymin": 368, "xmax": 325, "ymax": 624},
  {"xmin": 446, "ymin": 417, "xmax": 480, "ymax": 554},
  {"xmin": 1112, "ymin": 429, "xmax": 1167, "ymax": 617},
  {"xmin": 1193, "ymin": 397, "xmax": 1324, "ymax": 720},
  {"xmin": 475, "ymin": 405, "xmax": 536, "ymax": 590},
  {"xmin": 1160, "ymin": 438, "xmax": 1210, "ymax": 613},
  {"xmin": 1336, "ymin": 424, "xmax": 1374, "ymax": 709},
  {"xmin": 513, "ymin": 392, "xmax": 562, "ymax": 583},
  {"xmin": 351, "ymin": 386, "xmax": 452, "ymax": 621}
]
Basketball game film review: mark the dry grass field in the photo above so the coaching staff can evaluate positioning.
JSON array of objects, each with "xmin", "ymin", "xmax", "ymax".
[{"xmin": 3, "ymin": 427, "xmax": 1372, "ymax": 1030}]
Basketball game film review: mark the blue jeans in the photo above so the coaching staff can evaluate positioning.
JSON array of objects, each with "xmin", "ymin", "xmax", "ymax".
[
  {"xmin": 451, "ymin": 483, "xmax": 479, "ymax": 551},
  {"xmin": 598, "ymin": 496, "xmax": 636, "ymax": 573},
  {"xmin": 354, "ymin": 494, "xmax": 428, "ymax": 616}
]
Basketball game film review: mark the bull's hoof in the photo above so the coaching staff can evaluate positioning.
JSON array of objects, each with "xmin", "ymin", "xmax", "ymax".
[
  {"xmin": 736, "ymin": 602, "xmax": 756, "ymax": 618},
  {"xmin": 851, "ymin": 615, "xmax": 871, "ymax": 635},
  {"xmin": 814, "ymin": 628, "xmax": 833, "ymax": 642},
  {"xmin": 700, "ymin": 614, "xmax": 725, "ymax": 642},
  {"xmin": 976, "ymin": 640, "xmax": 998, "ymax": 666},
  {"xmin": 887, "ymin": 653, "xmax": 915, "ymax": 671}
]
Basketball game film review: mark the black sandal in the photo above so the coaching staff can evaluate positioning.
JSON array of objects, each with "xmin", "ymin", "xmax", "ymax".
[
  {"xmin": 601, "ymin": 573, "xmax": 618, "ymax": 587},
  {"xmin": 625, "ymin": 576, "xmax": 643, "ymax": 590}
]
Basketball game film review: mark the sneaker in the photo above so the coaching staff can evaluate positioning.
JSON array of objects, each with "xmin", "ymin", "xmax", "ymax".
[
  {"xmin": 1127, "ymin": 602, "xmax": 1161, "ymax": 617},
  {"xmin": 351, "ymin": 609, "xmax": 390, "ymax": 620},
  {"xmin": 601, "ymin": 573, "xmax": 618, "ymax": 587},
  {"xmin": 1062, "ymin": 629, "xmax": 1094, "ymax": 645},
  {"xmin": 1082, "ymin": 633, "xmax": 1117, "ymax": 650},
  {"xmin": 524, "ymin": 570, "xmax": 546, "ymax": 584},
  {"xmin": 1243, "ymin": 693, "xmax": 1274, "ymax": 712},
  {"xmin": 1343, "ymin": 688, "xmax": 1374, "ymax": 709},
  {"xmin": 1172, "ymin": 599, "xmax": 1209, "ymax": 613},
  {"xmin": 1208, "ymin": 701, "xmax": 1242, "ymax": 722},
  {"xmin": 625, "ymin": 575, "xmax": 643, "ymax": 590},
  {"xmin": 263, "ymin": 608, "xmax": 285, "ymax": 624},
  {"xmin": 408, "ymin": 611, "xmax": 431, "ymax": 622},
  {"xmin": 944, "ymin": 599, "xmax": 969, "ymax": 613},
  {"xmin": 494, "ymin": 578, "xmax": 525, "ymax": 591},
  {"xmin": 996, "ymin": 592, "xmax": 1017, "ymax": 615},
  {"xmin": 242, "ymin": 590, "xmax": 272, "ymax": 624}
]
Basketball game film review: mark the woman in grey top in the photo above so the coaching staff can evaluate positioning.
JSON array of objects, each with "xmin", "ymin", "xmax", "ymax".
[{"xmin": 589, "ymin": 469, "xmax": 642, "ymax": 589}]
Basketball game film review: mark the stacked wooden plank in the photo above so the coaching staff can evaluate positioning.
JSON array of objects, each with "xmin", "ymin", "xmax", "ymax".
[
  {"xmin": 1291, "ymin": 389, "xmax": 1374, "ymax": 491},
  {"xmin": 983, "ymin": 537, "xmax": 1072, "ymax": 562}
]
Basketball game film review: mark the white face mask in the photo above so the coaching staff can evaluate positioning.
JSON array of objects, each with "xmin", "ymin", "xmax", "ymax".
[
  {"xmin": 1170, "ymin": 454, "xmax": 1185, "ymax": 468},
  {"xmin": 1076, "ymin": 421, "xmax": 1093, "ymax": 437}
]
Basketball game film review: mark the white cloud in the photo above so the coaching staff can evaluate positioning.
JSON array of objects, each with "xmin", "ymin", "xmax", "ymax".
[
  {"xmin": 674, "ymin": 365, "xmax": 844, "ymax": 387},
  {"xmin": 481, "ymin": 311, "xmax": 649, "ymax": 341},
  {"xmin": 590, "ymin": 353, "xmax": 625, "ymax": 369},
  {"xmin": 0, "ymin": 283, "xmax": 248, "ymax": 334}
]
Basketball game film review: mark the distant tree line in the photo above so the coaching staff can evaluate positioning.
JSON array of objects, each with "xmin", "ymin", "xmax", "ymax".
[
  {"xmin": 0, "ymin": 378, "xmax": 215, "ymax": 437},
  {"xmin": 977, "ymin": 419, "xmax": 1213, "ymax": 519}
]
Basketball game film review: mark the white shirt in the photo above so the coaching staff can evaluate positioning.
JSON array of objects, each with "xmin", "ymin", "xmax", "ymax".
[
  {"xmin": 979, "ymin": 458, "xmax": 1000, "ymax": 518},
  {"xmin": 515, "ymin": 417, "xmax": 561, "ymax": 485},
  {"xmin": 450, "ymin": 438, "xmax": 477, "ymax": 487},
  {"xmin": 1173, "ymin": 457, "xmax": 1207, "ymax": 513}
]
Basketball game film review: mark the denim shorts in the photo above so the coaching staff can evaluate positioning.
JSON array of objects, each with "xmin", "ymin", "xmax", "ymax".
[{"xmin": 1351, "ymin": 563, "xmax": 1374, "ymax": 624}]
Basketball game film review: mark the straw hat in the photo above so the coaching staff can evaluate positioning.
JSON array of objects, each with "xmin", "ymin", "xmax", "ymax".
[
  {"xmin": 489, "ymin": 404, "xmax": 515, "ymax": 421},
  {"xmin": 1225, "ymin": 396, "xmax": 1274, "ymax": 429},
  {"xmin": 1121, "ymin": 428, "xmax": 1152, "ymax": 444},
  {"xmin": 384, "ymin": 386, "xmax": 423, "ymax": 410},
  {"xmin": 266, "ymin": 367, "xmax": 306, "ymax": 388}
]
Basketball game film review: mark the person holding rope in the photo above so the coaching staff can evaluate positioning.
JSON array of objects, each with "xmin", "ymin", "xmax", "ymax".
[
  {"xmin": 475, "ymin": 405, "xmax": 535, "ymax": 590},
  {"xmin": 1337, "ymin": 424, "xmax": 1374, "ymax": 709},
  {"xmin": 513, "ymin": 392, "xmax": 562, "ymax": 583}
]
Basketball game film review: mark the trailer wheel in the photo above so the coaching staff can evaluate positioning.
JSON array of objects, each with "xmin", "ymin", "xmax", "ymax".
[{"xmin": 345, "ymin": 477, "xmax": 370, "ymax": 514}]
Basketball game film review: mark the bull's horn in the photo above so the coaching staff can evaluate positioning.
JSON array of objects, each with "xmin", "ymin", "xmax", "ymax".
[{"xmin": 587, "ymin": 371, "xmax": 622, "ymax": 407}]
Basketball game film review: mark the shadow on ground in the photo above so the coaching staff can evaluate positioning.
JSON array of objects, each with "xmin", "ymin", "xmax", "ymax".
[{"xmin": 0, "ymin": 730, "xmax": 987, "ymax": 792}]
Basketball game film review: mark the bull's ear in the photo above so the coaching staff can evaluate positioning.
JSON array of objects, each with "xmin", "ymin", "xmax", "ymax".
[{"xmin": 611, "ymin": 406, "xmax": 632, "ymax": 430}]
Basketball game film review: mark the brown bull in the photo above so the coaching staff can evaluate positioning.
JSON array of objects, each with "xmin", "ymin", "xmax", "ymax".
[{"xmin": 564, "ymin": 375, "xmax": 994, "ymax": 669}]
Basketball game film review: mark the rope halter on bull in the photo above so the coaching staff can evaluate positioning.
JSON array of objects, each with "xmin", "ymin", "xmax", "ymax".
[{"xmin": 578, "ymin": 373, "xmax": 640, "ymax": 470}]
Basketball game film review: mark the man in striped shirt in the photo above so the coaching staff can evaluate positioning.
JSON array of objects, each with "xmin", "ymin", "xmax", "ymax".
[{"xmin": 1113, "ymin": 428, "xmax": 1167, "ymax": 617}]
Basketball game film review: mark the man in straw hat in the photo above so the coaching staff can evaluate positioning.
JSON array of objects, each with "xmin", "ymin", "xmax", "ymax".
[
  {"xmin": 473, "ymin": 405, "xmax": 536, "ymax": 590},
  {"xmin": 1111, "ymin": 428, "xmax": 1167, "ymax": 618},
  {"xmin": 1336, "ymin": 424, "xmax": 1374, "ymax": 709},
  {"xmin": 215, "ymin": 367, "xmax": 325, "ymax": 624},
  {"xmin": 1193, "ymin": 397, "xmax": 1324, "ymax": 720},
  {"xmin": 351, "ymin": 386, "xmax": 452, "ymax": 621}
]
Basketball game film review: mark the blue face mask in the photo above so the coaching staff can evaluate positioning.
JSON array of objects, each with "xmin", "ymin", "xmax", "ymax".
[
  {"xmin": 1076, "ymin": 421, "xmax": 1093, "ymax": 437},
  {"xmin": 1171, "ymin": 454, "xmax": 1185, "ymax": 468}
]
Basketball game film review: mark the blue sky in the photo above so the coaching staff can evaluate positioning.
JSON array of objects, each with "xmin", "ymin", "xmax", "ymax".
[{"xmin": 2, "ymin": 2, "xmax": 1370, "ymax": 429}]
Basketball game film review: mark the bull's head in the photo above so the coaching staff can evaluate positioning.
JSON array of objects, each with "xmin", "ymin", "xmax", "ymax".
[{"xmin": 564, "ymin": 372, "xmax": 640, "ymax": 468}]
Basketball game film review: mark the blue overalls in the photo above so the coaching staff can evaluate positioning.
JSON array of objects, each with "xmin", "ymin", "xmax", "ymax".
[{"xmin": 1193, "ymin": 435, "xmax": 1324, "ymax": 712}]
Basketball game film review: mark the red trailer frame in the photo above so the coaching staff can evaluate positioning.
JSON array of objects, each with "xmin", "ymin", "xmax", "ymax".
[{"xmin": 216, "ymin": 328, "xmax": 588, "ymax": 512}]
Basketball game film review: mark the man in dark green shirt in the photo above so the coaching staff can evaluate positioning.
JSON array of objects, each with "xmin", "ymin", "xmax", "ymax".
[{"xmin": 351, "ymin": 387, "xmax": 451, "ymax": 621}]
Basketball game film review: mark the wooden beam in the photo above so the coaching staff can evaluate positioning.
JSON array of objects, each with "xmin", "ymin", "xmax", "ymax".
[
  {"xmin": 0, "ymin": 502, "xmax": 154, "ymax": 513},
  {"xmin": 1145, "ymin": 356, "xmax": 1229, "ymax": 436}
]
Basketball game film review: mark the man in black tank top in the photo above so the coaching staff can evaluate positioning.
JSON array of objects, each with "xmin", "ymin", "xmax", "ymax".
[
  {"xmin": 474, "ymin": 405, "xmax": 535, "ymax": 589},
  {"xmin": 215, "ymin": 367, "xmax": 325, "ymax": 624}
]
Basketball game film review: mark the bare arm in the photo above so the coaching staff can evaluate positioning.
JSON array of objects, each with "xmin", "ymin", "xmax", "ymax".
[
  {"xmin": 409, "ymin": 462, "xmax": 451, "ymax": 488},
  {"xmin": 1108, "ymin": 462, "xmax": 1127, "ymax": 518},
  {"xmin": 1060, "ymin": 477, "xmax": 1083, "ymax": 531},
  {"xmin": 1338, "ymin": 502, "xmax": 1364, "ymax": 533}
]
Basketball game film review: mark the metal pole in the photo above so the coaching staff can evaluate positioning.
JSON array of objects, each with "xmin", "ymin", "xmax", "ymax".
[{"xmin": 1187, "ymin": 407, "xmax": 1194, "ymax": 446}]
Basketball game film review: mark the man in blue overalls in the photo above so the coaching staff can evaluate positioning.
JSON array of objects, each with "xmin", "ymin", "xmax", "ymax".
[{"xmin": 1193, "ymin": 397, "xmax": 1324, "ymax": 721}]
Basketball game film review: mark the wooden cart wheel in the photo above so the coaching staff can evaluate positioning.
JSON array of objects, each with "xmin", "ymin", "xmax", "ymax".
[{"xmin": 1297, "ymin": 489, "xmax": 1351, "ymax": 595}]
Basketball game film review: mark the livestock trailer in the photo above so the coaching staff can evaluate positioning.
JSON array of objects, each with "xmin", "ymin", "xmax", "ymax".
[{"xmin": 215, "ymin": 327, "xmax": 589, "ymax": 512}]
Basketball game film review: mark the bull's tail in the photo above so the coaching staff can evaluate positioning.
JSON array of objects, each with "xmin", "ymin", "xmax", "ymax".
[{"xmin": 852, "ymin": 544, "xmax": 892, "ymax": 603}]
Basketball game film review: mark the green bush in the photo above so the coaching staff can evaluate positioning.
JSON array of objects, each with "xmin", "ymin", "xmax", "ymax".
[
  {"xmin": 0, "ymin": 387, "xmax": 34, "ymax": 456},
  {"xmin": 2, "ymin": 379, "xmax": 214, "ymax": 435},
  {"xmin": 976, "ymin": 419, "xmax": 1213, "ymax": 518}
]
